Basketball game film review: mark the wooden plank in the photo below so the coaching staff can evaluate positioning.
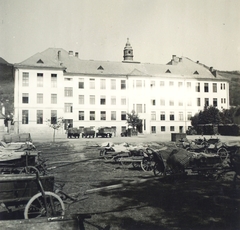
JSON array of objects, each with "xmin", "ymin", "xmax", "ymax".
[{"xmin": 0, "ymin": 216, "xmax": 81, "ymax": 230}]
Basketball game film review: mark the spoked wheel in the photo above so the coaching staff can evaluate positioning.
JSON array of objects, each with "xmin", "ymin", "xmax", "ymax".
[
  {"xmin": 153, "ymin": 164, "xmax": 165, "ymax": 177},
  {"xmin": 217, "ymin": 148, "xmax": 228, "ymax": 161},
  {"xmin": 132, "ymin": 162, "xmax": 141, "ymax": 168},
  {"xmin": 24, "ymin": 191, "xmax": 65, "ymax": 219},
  {"xmin": 121, "ymin": 158, "xmax": 132, "ymax": 167},
  {"xmin": 141, "ymin": 157, "xmax": 154, "ymax": 172},
  {"xmin": 101, "ymin": 150, "xmax": 114, "ymax": 161}
]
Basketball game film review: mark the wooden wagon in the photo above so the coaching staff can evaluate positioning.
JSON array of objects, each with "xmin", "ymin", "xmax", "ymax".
[{"xmin": 0, "ymin": 170, "xmax": 65, "ymax": 220}]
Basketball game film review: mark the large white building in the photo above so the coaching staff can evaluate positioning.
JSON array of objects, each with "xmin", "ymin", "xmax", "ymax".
[{"xmin": 14, "ymin": 39, "xmax": 229, "ymax": 136}]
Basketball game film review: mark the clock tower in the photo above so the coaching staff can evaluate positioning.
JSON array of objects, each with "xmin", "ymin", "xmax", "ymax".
[{"xmin": 123, "ymin": 38, "xmax": 134, "ymax": 61}]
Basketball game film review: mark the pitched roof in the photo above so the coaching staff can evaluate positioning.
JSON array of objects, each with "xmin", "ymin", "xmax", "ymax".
[{"xmin": 15, "ymin": 48, "xmax": 228, "ymax": 80}]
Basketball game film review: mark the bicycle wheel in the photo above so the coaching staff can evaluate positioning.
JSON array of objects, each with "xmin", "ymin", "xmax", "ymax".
[
  {"xmin": 217, "ymin": 148, "xmax": 228, "ymax": 161},
  {"xmin": 24, "ymin": 191, "xmax": 65, "ymax": 219}
]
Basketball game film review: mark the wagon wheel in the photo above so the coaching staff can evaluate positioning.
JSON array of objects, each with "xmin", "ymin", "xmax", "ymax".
[
  {"xmin": 153, "ymin": 164, "xmax": 165, "ymax": 177},
  {"xmin": 101, "ymin": 150, "xmax": 114, "ymax": 161},
  {"xmin": 132, "ymin": 162, "xmax": 141, "ymax": 168},
  {"xmin": 24, "ymin": 191, "xmax": 65, "ymax": 219},
  {"xmin": 121, "ymin": 158, "xmax": 132, "ymax": 167},
  {"xmin": 141, "ymin": 157, "xmax": 154, "ymax": 172},
  {"xmin": 217, "ymin": 148, "xmax": 228, "ymax": 161}
]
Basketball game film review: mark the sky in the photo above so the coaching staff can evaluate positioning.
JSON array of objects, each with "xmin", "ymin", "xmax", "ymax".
[{"xmin": 0, "ymin": 0, "xmax": 239, "ymax": 71}]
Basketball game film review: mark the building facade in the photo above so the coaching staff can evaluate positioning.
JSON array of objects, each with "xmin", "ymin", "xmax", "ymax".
[{"xmin": 14, "ymin": 40, "xmax": 229, "ymax": 136}]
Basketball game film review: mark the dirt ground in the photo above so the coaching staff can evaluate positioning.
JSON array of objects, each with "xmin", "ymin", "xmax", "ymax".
[{"xmin": 32, "ymin": 135, "xmax": 240, "ymax": 230}]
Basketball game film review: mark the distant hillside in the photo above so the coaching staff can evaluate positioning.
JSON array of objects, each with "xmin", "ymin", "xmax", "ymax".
[
  {"xmin": 218, "ymin": 71, "xmax": 240, "ymax": 106},
  {"xmin": 0, "ymin": 59, "xmax": 14, "ymax": 116}
]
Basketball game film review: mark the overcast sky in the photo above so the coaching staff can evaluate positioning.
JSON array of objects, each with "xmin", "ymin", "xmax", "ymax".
[{"xmin": 0, "ymin": 0, "xmax": 239, "ymax": 71}]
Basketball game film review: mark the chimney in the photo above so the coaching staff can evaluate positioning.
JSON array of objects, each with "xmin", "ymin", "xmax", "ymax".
[
  {"xmin": 196, "ymin": 60, "xmax": 199, "ymax": 64},
  {"xmin": 75, "ymin": 52, "xmax": 79, "ymax": 58},
  {"xmin": 172, "ymin": 55, "xmax": 176, "ymax": 60},
  {"xmin": 57, "ymin": 50, "xmax": 61, "ymax": 61},
  {"xmin": 209, "ymin": 66, "xmax": 213, "ymax": 72},
  {"xmin": 69, "ymin": 51, "xmax": 73, "ymax": 56}
]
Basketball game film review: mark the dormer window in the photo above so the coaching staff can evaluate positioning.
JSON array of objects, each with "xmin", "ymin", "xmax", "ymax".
[
  {"xmin": 37, "ymin": 59, "xmax": 44, "ymax": 64},
  {"xmin": 166, "ymin": 69, "xmax": 171, "ymax": 73},
  {"xmin": 97, "ymin": 65, "xmax": 104, "ymax": 70},
  {"xmin": 193, "ymin": 71, "xmax": 199, "ymax": 75}
]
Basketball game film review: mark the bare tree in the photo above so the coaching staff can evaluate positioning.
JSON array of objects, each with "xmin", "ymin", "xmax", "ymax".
[{"xmin": 46, "ymin": 117, "xmax": 64, "ymax": 142}]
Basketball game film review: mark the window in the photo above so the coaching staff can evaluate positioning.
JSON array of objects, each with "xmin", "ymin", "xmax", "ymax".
[
  {"xmin": 187, "ymin": 112, "xmax": 192, "ymax": 120},
  {"xmin": 79, "ymin": 95, "xmax": 84, "ymax": 104},
  {"xmin": 121, "ymin": 80, "xmax": 126, "ymax": 89},
  {"xmin": 170, "ymin": 126, "xmax": 175, "ymax": 131},
  {"xmin": 178, "ymin": 100, "xmax": 183, "ymax": 106},
  {"xmin": 213, "ymin": 83, "xmax": 217, "ymax": 92},
  {"xmin": 111, "ymin": 79, "xmax": 116, "ymax": 89},
  {"xmin": 79, "ymin": 111, "xmax": 84, "ymax": 120},
  {"xmin": 151, "ymin": 111, "xmax": 156, "ymax": 120},
  {"xmin": 90, "ymin": 95, "xmax": 95, "ymax": 105},
  {"xmin": 111, "ymin": 96, "xmax": 116, "ymax": 105},
  {"xmin": 121, "ymin": 111, "xmax": 126, "ymax": 120},
  {"xmin": 160, "ymin": 112, "xmax": 165, "ymax": 120},
  {"xmin": 151, "ymin": 81, "xmax": 155, "ymax": 87},
  {"xmin": 151, "ymin": 99, "xmax": 156, "ymax": 106},
  {"xmin": 196, "ymin": 83, "xmax": 200, "ymax": 92},
  {"xmin": 111, "ymin": 111, "xmax": 116, "ymax": 120},
  {"xmin": 161, "ymin": 126, "xmax": 165, "ymax": 132},
  {"xmin": 160, "ymin": 99, "xmax": 165, "ymax": 106},
  {"xmin": 187, "ymin": 82, "xmax": 191, "ymax": 88},
  {"xmin": 121, "ymin": 97, "xmax": 126, "ymax": 105},
  {"xmin": 221, "ymin": 83, "xmax": 225, "ymax": 90},
  {"xmin": 121, "ymin": 126, "xmax": 127, "ymax": 133},
  {"xmin": 160, "ymin": 81, "xmax": 164, "ymax": 87},
  {"xmin": 100, "ymin": 111, "xmax": 106, "ymax": 120},
  {"xmin": 22, "ymin": 72, "xmax": 29, "ymax": 86},
  {"xmin": 204, "ymin": 83, "xmax": 209, "ymax": 92},
  {"xmin": 100, "ymin": 79, "xmax": 106, "ymax": 89},
  {"xmin": 169, "ymin": 100, "xmax": 174, "ymax": 106},
  {"xmin": 178, "ymin": 82, "xmax": 183, "ymax": 87},
  {"xmin": 169, "ymin": 81, "xmax": 174, "ymax": 86},
  {"xmin": 51, "ymin": 74, "xmax": 57, "ymax": 87},
  {"xmin": 170, "ymin": 112, "xmax": 175, "ymax": 121},
  {"xmin": 205, "ymin": 98, "xmax": 209, "ymax": 107},
  {"xmin": 51, "ymin": 110, "xmax": 57, "ymax": 124},
  {"xmin": 151, "ymin": 126, "xmax": 156, "ymax": 133},
  {"xmin": 65, "ymin": 87, "xmax": 73, "ymax": 97},
  {"xmin": 213, "ymin": 98, "xmax": 218, "ymax": 107},
  {"xmin": 22, "ymin": 93, "xmax": 29, "ymax": 103},
  {"xmin": 136, "ymin": 104, "xmax": 142, "ymax": 113},
  {"xmin": 78, "ymin": 78, "xmax": 84, "ymax": 89},
  {"xmin": 136, "ymin": 80, "xmax": 142, "ymax": 88},
  {"xmin": 37, "ymin": 93, "xmax": 43, "ymax": 104},
  {"xmin": 64, "ymin": 103, "xmax": 73, "ymax": 113},
  {"xmin": 37, "ymin": 73, "xmax": 43, "ymax": 87},
  {"xmin": 22, "ymin": 110, "xmax": 28, "ymax": 124},
  {"xmin": 51, "ymin": 94, "xmax": 57, "ymax": 104},
  {"xmin": 187, "ymin": 99, "xmax": 192, "ymax": 106},
  {"xmin": 100, "ymin": 95, "xmax": 106, "ymax": 105},
  {"xmin": 90, "ymin": 79, "xmax": 95, "ymax": 89},
  {"xmin": 197, "ymin": 98, "xmax": 201, "ymax": 107},
  {"xmin": 90, "ymin": 111, "xmax": 95, "ymax": 120},
  {"xmin": 37, "ymin": 110, "xmax": 43, "ymax": 124},
  {"xmin": 179, "ymin": 112, "xmax": 183, "ymax": 121}
]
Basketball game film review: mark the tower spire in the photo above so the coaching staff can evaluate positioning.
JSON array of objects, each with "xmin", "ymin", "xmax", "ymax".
[{"xmin": 123, "ymin": 38, "xmax": 134, "ymax": 61}]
